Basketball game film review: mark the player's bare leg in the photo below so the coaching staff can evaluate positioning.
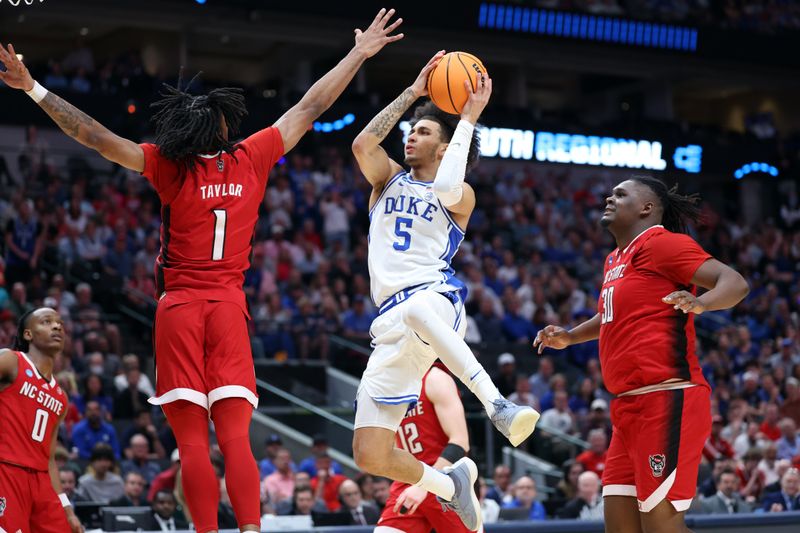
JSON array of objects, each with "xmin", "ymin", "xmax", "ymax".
[
  {"xmin": 353, "ymin": 427, "xmax": 481, "ymax": 531},
  {"xmin": 639, "ymin": 499, "xmax": 693, "ymax": 533},
  {"xmin": 605, "ymin": 495, "xmax": 643, "ymax": 533},
  {"xmin": 353, "ymin": 427, "xmax": 426, "ymax": 486}
]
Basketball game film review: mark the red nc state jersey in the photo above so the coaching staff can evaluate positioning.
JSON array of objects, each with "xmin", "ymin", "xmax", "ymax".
[
  {"xmin": 598, "ymin": 226, "xmax": 712, "ymax": 395},
  {"xmin": 394, "ymin": 370, "xmax": 450, "ymax": 466},
  {"xmin": 0, "ymin": 351, "xmax": 67, "ymax": 471},
  {"xmin": 140, "ymin": 127, "xmax": 284, "ymax": 315}
]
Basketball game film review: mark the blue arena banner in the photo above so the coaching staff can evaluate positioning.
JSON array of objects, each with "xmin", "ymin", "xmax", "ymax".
[{"xmin": 478, "ymin": 2, "xmax": 698, "ymax": 52}]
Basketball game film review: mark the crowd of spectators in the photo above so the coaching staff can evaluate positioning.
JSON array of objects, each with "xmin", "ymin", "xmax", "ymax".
[
  {"xmin": 29, "ymin": 41, "xmax": 156, "ymax": 99},
  {"xmin": 0, "ymin": 35, "xmax": 799, "ymax": 526},
  {"xmin": 0, "ymin": 117, "xmax": 798, "ymax": 526}
]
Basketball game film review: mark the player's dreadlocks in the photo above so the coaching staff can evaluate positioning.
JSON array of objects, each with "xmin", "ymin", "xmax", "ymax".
[
  {"xmin": 631, "ymin": 175, "xmax": 703, "ymax": 235},
  {"xmin": 150, "ymin": 72, "xmax": 248, "ymax": 169},
  {"xmin": 13, "ymin": 309, "xmax": 35, "ymax": 352},
  {"xmin": 409, "ymin": 101, "xmax": 481, "ymax": 172}
]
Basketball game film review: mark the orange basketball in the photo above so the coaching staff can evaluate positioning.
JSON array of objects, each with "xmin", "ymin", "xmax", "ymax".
[{"xmin": 427, "ymin": 51, "xmax": 487, "ymax": 115}]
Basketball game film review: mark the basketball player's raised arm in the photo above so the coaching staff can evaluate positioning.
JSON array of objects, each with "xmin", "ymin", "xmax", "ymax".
[
  {"xmin": 352, "ymin": 51, "xmax": 444, "ymax": 187},
  {"xmin": 533, "ymin": 313, "xmax": 601, "ymax": 354},
  {"xmin": 0, "ymin": 43, "xmax": 144, "ymax": 173},
  {"xmin": 49, "ymin": 411, "xmax": 83, "ymax": 532},
  {"xmin": 274, "ymin": 9, "xmax": 403, "ymax": 153},
  {"xmin": 431, "ymin": 77, "xmax": 492, "ymax": 217}
]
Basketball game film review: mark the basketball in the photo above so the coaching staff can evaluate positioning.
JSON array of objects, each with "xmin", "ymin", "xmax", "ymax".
[{"xmin": 427, "ymin": 51, "xmax": 487, "ymax": 115}]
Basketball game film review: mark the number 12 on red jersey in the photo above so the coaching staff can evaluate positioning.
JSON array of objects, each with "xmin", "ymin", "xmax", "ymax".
[
  {"xmin": 397, "ymin": 422, "xmax": 423, "ymax": 454},
  {"xmin": 601, "ymin": 286, "xmax": 615, "ymax": 324}
]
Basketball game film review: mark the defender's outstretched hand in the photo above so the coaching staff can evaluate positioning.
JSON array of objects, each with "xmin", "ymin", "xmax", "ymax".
[
  {"xmin": 354, "ymin": 8, "xmax": 404, "ymax": 58},
  {"xmin": 0, "ymin": 43, "xmax": 34, "ymax": 91},
  {"xmin": 532, "ymin": 325, "xmax": 571, "ymax": 354}
]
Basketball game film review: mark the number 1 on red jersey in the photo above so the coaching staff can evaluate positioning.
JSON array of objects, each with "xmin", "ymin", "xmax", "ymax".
[{"xmin": 212, "ymin": 209, "xmax": 227, "ymax": 261}]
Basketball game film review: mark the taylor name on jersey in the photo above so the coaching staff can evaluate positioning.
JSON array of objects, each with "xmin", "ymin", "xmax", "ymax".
[{"xmin": 200, "ymin": 183, "xmax": 244, "ymax": 200}]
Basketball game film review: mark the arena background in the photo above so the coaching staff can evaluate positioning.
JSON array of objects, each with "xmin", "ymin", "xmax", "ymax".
[{"xmin": 1, "ymin": 0, "xmax": 799, "ymax": 531}]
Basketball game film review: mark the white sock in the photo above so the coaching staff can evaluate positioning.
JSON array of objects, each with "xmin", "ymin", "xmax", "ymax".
[
  {"xmin": 467, "ymin": 369, "xmax": 504, "ymax": 416},
  {"xmin": 414, "ymin": 462, "xmax": 455, "ymax": 501}
]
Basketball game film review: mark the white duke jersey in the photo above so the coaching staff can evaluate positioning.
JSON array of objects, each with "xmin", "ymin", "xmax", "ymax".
[{"xmin": 368, "ymin": 172, "xmax": 466, "ymax": 308}]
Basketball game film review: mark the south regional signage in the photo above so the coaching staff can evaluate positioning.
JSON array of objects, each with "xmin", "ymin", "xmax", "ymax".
[{"xmin": 399, "ymin": 122, "xmax": 702, "ymax": 174}]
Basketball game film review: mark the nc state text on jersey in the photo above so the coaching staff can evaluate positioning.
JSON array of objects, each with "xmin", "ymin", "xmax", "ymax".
[
  {"xmin": 604, "ymin": 263, "xmax": 627, "ymax": 284},
  {"xmin": 384, "ymin": 195, "xmax": 438, "ymax": 222},
  {"xmin": 20, "ymin": 381, "xmax": 64, "ymax": 415},
  {"xmin": 200, "ymin": 183, "xmax": 243, "ymax": 200}
]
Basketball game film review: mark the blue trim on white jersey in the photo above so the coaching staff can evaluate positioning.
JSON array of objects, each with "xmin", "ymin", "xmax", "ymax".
[
  {"xmin": 442, "ymin": 225, "xmax": 464, "ymax": 266},
  {"xmin": 373, "ymin": 394, "xmax": 420, "ymax": 405},
  {"xmin": 378, "ymin": 282, "xmax": 432, "ymax": 316},
  {"xmin": 442, "ymin": 272, "xmax": 468, "ymax": 301},
  {"xmin": 435, "ymin": 196, "xmax": 466, "ymax": 234},
  {"xmin": 404, "ymin": 175, "xmax": 433, "ymax": 186},
  {"xmin": 368, "ymin": 171, "xmax": 406, "ymax": 217},
  {"xmin": 438, "ymin": 224, "xmax": 453, "ymax": 261},
  {"xmin": 453, "ymin": 297, "xmax": 464, "ymax": 331}
]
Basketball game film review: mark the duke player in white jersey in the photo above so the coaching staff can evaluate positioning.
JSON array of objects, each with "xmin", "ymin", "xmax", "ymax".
[{"xmin": 350, "ymin": 51, "xmax": 539, "ymax": 531}]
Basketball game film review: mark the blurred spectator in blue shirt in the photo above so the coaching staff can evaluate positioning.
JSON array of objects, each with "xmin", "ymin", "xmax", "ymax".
[
  {"xmin": 342, "ymin": 297, "xmax": 374, "ymax": 340},
  {"xmin": 298, "ymin": 435, "xmax": 342, "ymax": 478},
  {"xmin": 502, "ymin": 296, "xmax": 537, "ymax": 343},
  {"xmin": 502, "ymin": 476, "xmax": 546, "ymax": 520},
  {"xmin": 71, "ymin": 400, "xmax": 121, "ymax": 459}
]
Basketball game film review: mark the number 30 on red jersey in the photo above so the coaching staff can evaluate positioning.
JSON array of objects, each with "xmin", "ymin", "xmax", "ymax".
[{"xmin": 601, "ymin": 286, "xmax": 615, "ymax": 324}]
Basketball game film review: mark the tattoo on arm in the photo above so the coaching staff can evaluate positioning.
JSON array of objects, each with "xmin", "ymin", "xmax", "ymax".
[
  {"xmin": 365, "ymin": 87, "xmax": 417, "ymax": 141},
  {"xmin": 39, "ymin": 92, "xmax": 99, "ymax": 144}
]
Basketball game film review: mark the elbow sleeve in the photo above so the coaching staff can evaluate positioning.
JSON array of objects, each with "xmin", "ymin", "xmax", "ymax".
[{"xmin": 433, "ymin": 120, "xmax": 474, "ymax": 207}]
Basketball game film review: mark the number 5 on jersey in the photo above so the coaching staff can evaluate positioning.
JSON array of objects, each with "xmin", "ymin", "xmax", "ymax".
[
  {"xmin": 600, "ymin": 286, "xmax": 615, "ymax": 324},
  {"xmin": 393, "ymin": 217, "xmax": 413, "ymax": 251}
]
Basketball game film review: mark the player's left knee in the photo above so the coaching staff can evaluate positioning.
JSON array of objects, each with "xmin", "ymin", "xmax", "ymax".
[
  {"xmin": 211, "ymin": 397, "xmax": 253, "ymax": 446},
  {"xmin": 352, "ymin": 432, "xmax": 391, "ymax": 475},
  {"xmin": 640, "ymin": 501, "xmax": 686, "ymax": 533},
  {"xmin": 400, "ymin": 292, "xmax": 439, "ymax": 330}
]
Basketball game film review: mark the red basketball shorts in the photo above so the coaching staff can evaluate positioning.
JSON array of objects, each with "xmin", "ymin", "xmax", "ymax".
[
  {"xmin": 148, "ymin": 295, "xmax": 258, "ymax": 411},
  {"xmin": 0, "ymin": 462, "xmax": 70, "ymax": 533},
  {"xmin": 376, "ymin": 483, "xmax": 472, "ymax": 533},
  {"xmin": 602, "ymin": 386, "xmax": 711, "ymax": 512}
]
